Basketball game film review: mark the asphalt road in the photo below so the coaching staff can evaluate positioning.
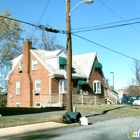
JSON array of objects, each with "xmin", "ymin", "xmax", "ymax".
[{"xmin": 3, "ymin": 114, "xmax": 140, "ymax": 140}]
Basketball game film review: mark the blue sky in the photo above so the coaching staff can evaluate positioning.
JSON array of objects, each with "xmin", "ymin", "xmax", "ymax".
[{"xmin": 1, "ymin": 0, "xmax": 140, "ymax": 89}]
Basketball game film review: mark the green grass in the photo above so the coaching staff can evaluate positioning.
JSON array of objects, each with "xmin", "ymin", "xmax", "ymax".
[
  {"xmin": 0, "ymin": 104, "xmax": 140, "ymax": 128},
  {"xmin": 0, "ymin": 117, "xmax": 49, "ymax": 128},
  {"xmin": 75, "ymin": 104, "xmax": 140, "ymax": 116}
]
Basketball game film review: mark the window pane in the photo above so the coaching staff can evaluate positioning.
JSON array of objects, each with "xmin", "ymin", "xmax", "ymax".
[
  {"xmin": 35, "ymin": 80, "xmax": 41, "ymax": 90},
  {"xmin": 59, "ymin": 80, "xmax": 66, "ymax": 93},
  {"xmin": 93, "ymin": 81, "xmax": 101, "ymax": 94},
  {"xmin": 17, "ymin": 88, "xmax": 20, "ymax": 94},
  {"xmin": 36, "ymin": 83, "xmax": 41, "ymax": 89},
  {"xmin": 97, "ymin": 82, "xmax": 101, "ymax": 92},
  {"xmin": 32, "ymin": 60, "xmax": 38, "ymax": 70},
  {"xmin": 16, "ymin": 82, "xmax": 20, "ymax": 94}
]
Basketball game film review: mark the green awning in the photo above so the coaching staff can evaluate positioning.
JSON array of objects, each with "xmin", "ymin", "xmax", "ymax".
[
  {"xmin": 59, "ymin": 57, "xmax": 67, "ymax": 65},
  {"xmin": 94, "ymin": 61, "xmax": 102, "ymax": 69},
  {"xmin": 78, "ymin": 80, "xmax": 89, "ymax": 85}
]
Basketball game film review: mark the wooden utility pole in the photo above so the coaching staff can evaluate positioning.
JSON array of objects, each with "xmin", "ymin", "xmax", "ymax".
[{"xmin": 66, "ymin": 0, "xmax": 72, "ymax": 112}]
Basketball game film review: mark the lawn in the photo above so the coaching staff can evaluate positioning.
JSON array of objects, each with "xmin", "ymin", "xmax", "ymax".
[
  {"xmin": 0, "ymin": 104, "xmax": 140, "ymax": 128},
  {"xmin": 0, "ymin": 117, "xmax": 49, "ymax": 128},
  {"xmin": 75, "ymin": 104, "xmax": 140, "ymax": 116}
]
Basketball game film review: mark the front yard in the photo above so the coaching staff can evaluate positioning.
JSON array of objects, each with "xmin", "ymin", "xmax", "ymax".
[
  {"xmin": 0, "ymin": 104, "xmax": 140, "ymax": 128},
  {"xmin": 75, "ymin": 104, "xmax": 140, "ymax": 116}
]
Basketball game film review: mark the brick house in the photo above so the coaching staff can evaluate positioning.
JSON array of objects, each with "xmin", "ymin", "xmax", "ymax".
[{"xmin": 6, "ymin": 40, "xmax": 105, "ymax": 107}]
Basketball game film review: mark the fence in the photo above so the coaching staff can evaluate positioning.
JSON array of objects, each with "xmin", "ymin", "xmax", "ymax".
[
  {"xmin": 41, "ymin": 93, "xmax": 66, "ymax": 108},
  {"xmin": 73, "ymin": 94, "xmax": 105, "ymax": 106},
  {"xmin": 41, "ymin": 93, "xmax": 105, "ymax": 107}
]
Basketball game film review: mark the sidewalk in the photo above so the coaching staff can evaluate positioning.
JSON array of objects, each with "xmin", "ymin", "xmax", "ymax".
[{"xmin": 0, "ymin": 122, "xmax": 79, "ymax": 139}]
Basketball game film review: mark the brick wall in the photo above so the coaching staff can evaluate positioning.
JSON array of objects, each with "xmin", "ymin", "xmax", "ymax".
[{"xmin": 7, "ymin": 40, "xmax": 50, "ymax": 107}]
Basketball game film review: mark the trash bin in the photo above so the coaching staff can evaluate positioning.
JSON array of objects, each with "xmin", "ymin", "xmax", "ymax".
[
  {"xmin": 66, "ymin": 112, "xmax": 81, "ymax": 123},
  {"xmin": 62, "ymin": 112, "xmax": 72, "ymax": 124}
]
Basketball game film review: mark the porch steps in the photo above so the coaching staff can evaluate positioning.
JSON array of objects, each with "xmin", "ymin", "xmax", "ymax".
[{"xmin": 105, "ymin": 88, "xmax": 118, "ymax": 104}]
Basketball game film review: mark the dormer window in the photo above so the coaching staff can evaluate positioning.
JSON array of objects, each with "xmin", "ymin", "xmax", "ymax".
[
  {"xmin": 93, "ymin": 61, "xmax": 102, "ymax": 73},
  {"xmin": 32, "ymin": 59, "xmax": 38, "ymax": 70},
  {"xmin": 59, "ymin": 57, "xmax": 67, "ymax": 70}
]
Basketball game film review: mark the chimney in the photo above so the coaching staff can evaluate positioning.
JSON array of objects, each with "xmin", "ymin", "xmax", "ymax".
[{"xmin": 22, "ymin": 40, "xmax": 32, "ymax": 73}]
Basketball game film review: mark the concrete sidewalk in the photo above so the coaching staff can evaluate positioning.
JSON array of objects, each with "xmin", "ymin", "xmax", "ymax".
[{"xmin": 0, "ymin": 122, "xmax": 79, "ymax": 139}]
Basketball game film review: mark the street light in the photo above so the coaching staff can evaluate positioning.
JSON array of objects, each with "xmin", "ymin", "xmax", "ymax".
[
  {"xmin": 66, "ymin": 0, "xmax": 93, "ymax": 112},
  {"xmin": 69, "ymin": 0, "xmax": 94, "ymax": 16},
  {"xmin": 110, "ymin": 72, "xmax": 114, "ymax": 90}
]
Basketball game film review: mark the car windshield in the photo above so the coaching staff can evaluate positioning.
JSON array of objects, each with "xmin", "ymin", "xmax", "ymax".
[{"xmin": 131, "ymin": 97, "xmax": 137, "ymax": 100}]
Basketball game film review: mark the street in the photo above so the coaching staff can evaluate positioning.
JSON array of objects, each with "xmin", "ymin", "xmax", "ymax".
[{"xmin": 3, "ymin": 115, "xmax": 140, "ymax": 140}]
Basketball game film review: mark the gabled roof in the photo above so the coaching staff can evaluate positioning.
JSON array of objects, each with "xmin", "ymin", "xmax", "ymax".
[
  {"xmin": 73, "ymin": 52, "xmax": 97, "ymax": 78},
  {"xmin": 7, "ymin": 48, "xmax": 104, "ymax": 80},
  {"xmin": 31, "ymin": 49, "xmax": 85, "ymax": 78}
]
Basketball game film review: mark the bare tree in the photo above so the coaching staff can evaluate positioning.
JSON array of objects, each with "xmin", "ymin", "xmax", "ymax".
[
  {"xmin": 28, "ymin": 29, "xmax": 66, "ymax": 53},
  {"xmin": 125, "ymin": 85, "xmax": 140, "ymax": 96},
  {"xmin": 130, "ymin": 60, "xmax": 140, "ymax": 85}
]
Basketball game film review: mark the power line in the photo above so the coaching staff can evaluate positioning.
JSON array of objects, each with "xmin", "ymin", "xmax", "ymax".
[
  {"xmin": 30, "ymin": 0, "xmax": 51, "ymax": 39},
  {"xmin": 72, "ymin": 20, "xmax": 140, "ymax": 33},
  {"xmin": 1, "ymin": 13, "xmax": 139, "ymax": 62},
  {"xmin": 98, "ymin": 0, "xmax": 140, "ymax": 33},
  {"xmin": 72, "ymin": 17, "xmax": 140, "ymax": 31},
  {"xmin": 125, "ymin": 0, "xmax": 140, "ymax": 15},
  {"xmin": 0, "ymin": 15, "xmax": 66, "ymax": 34},
  {"xmin": 113, "ymin": 0, "xmax": 134, "ymax": 18},
  {"xmin": 72, "ymin": 33, "xmax": 140, "ymax": 62},
  {"xmin": 0, "ymin": 15, "xmax": 37, "ymax": 27}
]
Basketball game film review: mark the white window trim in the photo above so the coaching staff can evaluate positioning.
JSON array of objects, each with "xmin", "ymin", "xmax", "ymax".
[
  {"xmin": 93, "ymin": 80, "xmax": 101, "ymax": 94},
  {"xmin": 35, "ymin": 80, "xmax": 41, "ymax": 91},
  {"xmin": 16, "ymin": 81, "xmax": 20, "ymax": 95},
  {"xmin": 59, "ymin": 79, "xmax": 66, "ymax": 94},
  {"xmin": 19, "ymin": 61, "xmax": 23, "ymax": 67},
  {"xmin": 32, "ymin": 59, "xmax": 38, "ymax": 70},
  {"xmin": 35, "ymin": 102, "xmax": 41, "ymax": 107},
  {"xmin": 16, "ymin": 102, "xmax": 20, "ymax": 107}
]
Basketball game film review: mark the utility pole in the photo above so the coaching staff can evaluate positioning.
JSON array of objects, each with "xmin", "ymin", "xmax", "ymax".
[{"xmin": 66, "ymin": 0, "xmax": 72, "ymax": 112}]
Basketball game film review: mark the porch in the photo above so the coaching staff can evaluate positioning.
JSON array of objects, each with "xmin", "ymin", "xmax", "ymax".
[{"xmin": 41, "ymin": 93, "xmax": 105, "ymax": 108}]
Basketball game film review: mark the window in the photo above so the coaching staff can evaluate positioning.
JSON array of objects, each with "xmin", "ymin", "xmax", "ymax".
[
  {"xmin": 19, "ymin": 61, "xmax": 23, "ymax": 67},
  {"xmin": 16, "ymin": 82, "xmax": 20, "ymax": 95},
  {"xmin": 35, "ymin": 80, "xmax": 41, "ymax": 90},
  {"xmin": 59, "ymin": 57, "xmax": 67, "ymax": 70},
  {"xmin": 59, "ymin": 79, "xmax": 66, "ymax": 93},
  {"xmin": 95, "ymin": 68, "xmax": 99, "ymax": 73},
  {"xmin": 93, "ymin": 80, "xmax": 101, "ymax": 94},
  {"xmin": 16, "ymin": 102, "xmax": 20, "ymax": 107},
  {"xmin": 60, "ymin": 65, "xmax": 66, "ymax": 70},
  {"xmin": 35, "ymin": 102, "xmax": 41, "ymax": 107},
  {"xmin": 32, "ymin": 59, "xmax": 38, "ymax": 70}
]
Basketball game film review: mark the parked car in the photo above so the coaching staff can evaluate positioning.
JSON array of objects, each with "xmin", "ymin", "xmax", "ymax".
[
  {"xmin": 133, "ymin": 100, "xmax": 140, "ymax": 105},
  {"xmin": 121, "ymin": 96, "xmax": 136, "ymax": 104},
  {"xmin": 132, "ymin": 96, "xmax": 140, "ymax": 105}
]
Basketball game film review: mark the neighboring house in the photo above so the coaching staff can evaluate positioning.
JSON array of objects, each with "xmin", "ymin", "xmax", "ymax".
[
  {"xmin": 6, "ymin": 40, "xmax": 105, "ymax": 107},
  {"xmin": 123, "ymin": 85, "xmax": 140, "ymax": 96}
]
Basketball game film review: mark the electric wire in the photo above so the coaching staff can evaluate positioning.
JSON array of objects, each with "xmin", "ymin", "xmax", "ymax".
[
  {"xmin": 98, "ymin": 0, "xmax": 140, "ymax": 33},
  {"xmin": 30, "ymin": 0, "xmax": 51, "ymax": 39},
  {"xmin": 125, "ymin": 0, "xmax": 140, "ymax": 15},
  {"xmin": 72, "ymin": 17, "xmax": 140, "ymax": 31},
  {"xmin": 0, "ymin": 15, "xmax": 66, "ymax": 34},
  {"xmin": 72, "ymin": 33, "xmax": 140, "ymax": 62},
  {"xmin": 1, "ymin": 15, "xmax": 140, "ymax": 62},
  {"xmin": 113, "ymin": 0, "xmax": 134, "ymax": 18},
  {"xmin": 72, "ymin": 20, "xmax": 140, "ymax": 33}
]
